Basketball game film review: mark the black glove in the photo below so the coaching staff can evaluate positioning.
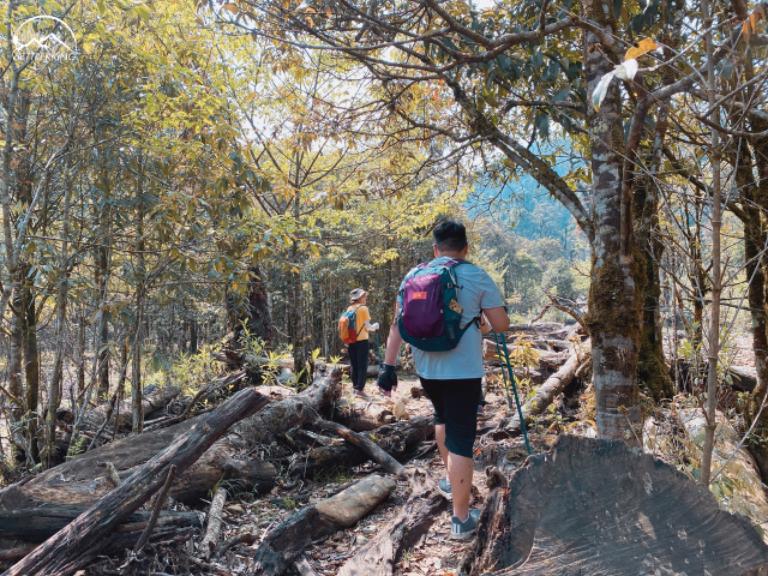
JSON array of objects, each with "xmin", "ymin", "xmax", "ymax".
[{"xmin": 377, "ymin": 364, "xmax": 398, "ymax": 392}]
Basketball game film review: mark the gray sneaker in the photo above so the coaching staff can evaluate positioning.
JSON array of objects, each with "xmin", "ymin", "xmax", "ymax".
[
  {"xmin": 438, "ymin": 477, "xmax": 452, "ymax": 500},
  {"xmin": 450, "ymin": 508, "xmax": 481, "ymax": 540}
]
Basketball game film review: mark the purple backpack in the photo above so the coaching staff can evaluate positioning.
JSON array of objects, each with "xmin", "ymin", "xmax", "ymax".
[{"xmin": 397, "ymin": 258, "xmax": 477, "ymax": 351}]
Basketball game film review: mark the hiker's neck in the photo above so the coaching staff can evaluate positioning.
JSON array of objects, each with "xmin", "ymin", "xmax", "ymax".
[{"xmin": 434, "ymin": 248, "xmax": 469, "ymax": 260}]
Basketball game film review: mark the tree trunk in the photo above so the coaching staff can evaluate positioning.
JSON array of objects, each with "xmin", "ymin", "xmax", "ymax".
[
  {"xmin": 337, "ymin": 477, "xmax": 446, "ymax": 576},
  {"xmin": 289, "ymin": 416, "xmax": 432, "ymax": 479},
  {"xmin": 746, "ymin": 135, "xmax": 768, "ymax": 481},
  {"xmin": 4, "ymin": 387, "xmax": 270, "ymax": 576},
  {"xmin": 633, "ymin": 95, "xmax": 674, "ymax": 401},
  {"xmin": 7, "ymin": 292, "xmax": 24, "ymax": 464},
  {"xmin": 132, "ymin": 166, "xmax": 146, "ymax": 434},
  {"xmin": 94, "ymin": 159, "xmax": 112, "ymax": 401},
  {"xmin": 189, "ymin": 317, "xmax": 199, "ymax": 354},
  {"xmin": 226, "ymin": 264, "xmax": 272, "ymax": 370},
  {"xmin": 76, "ymin": 309, "xmax": 87, "ymax": 402},
  {"xmin": 21, "ymin": 276, "xmax": 40, "ymax": 463},
  {"xmin": 700, "ymin": 0, "xmax": 722, "ymax": 488},
  {"xmin": 0, "ymin": 505, "xmax": 201, "ymax": 545},
  {"xmin": 251, "ymin": 474, "xmax": 395, "ymax": 576},
  {"xmin": 45, "ymin": 171, "xmax": 73, "ymax": 468},
  {"xmin": 583, "ymin": 0, "xmax": 641, "ymax": 442}
]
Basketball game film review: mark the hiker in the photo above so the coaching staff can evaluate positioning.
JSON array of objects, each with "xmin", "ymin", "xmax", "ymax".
[
  {"xmin": 339, "ymin": 288, "xmax": 380, "ymax": 398},
  {"xmin": 377, "ymin": 219, "xmax": 509, "ymax": 539}
]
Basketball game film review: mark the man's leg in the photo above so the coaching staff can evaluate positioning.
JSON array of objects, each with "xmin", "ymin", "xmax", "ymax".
[
  {"xmin": 435, "ymin": 424, "xmax": 448, "ymax": 467},
  {"xmin": 442, "ymin": 379, "xmax": 482, "ymax": 520},
  {"xmin": 448, "ymin": 452, "xmax": 474, "ymax": 520}
]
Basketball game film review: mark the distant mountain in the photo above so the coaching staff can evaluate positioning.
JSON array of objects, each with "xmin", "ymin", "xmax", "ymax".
[{"xmin": 467, "ymin": 142, "xmax": 583, "ymax": 254}]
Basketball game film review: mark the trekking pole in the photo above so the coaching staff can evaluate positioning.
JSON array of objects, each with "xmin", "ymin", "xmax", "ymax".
[{"xmin": 493, "ymin": 332, "xmax": 532, "ymax": 455}]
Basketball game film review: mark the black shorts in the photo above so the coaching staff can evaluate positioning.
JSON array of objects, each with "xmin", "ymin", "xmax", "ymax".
[{"xmin": 419, "ymin": 377, "xmax": 482, "ymax": 458}]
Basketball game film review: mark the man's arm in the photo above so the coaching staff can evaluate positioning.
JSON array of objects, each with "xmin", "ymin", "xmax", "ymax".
[
  {"xmin": 383, "ymin": 305, "xmax": 403, "ymax": 365},
  {"xmin": 483, "ymin": 306, "xmax": 510, "ymax": 333},
  {"xmin": 377, "ymin": 305, "xmax": 402, "ymax": 393}
]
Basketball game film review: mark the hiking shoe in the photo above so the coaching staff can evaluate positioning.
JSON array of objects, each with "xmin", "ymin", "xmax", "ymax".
[
  {"xmin": 450, "ymin": 508, "xmax": 481, "ymax": 540},
  {"xmin": 378, "ymin": 386, "xmax": 392, "ymax": 398},
  {"xmin": 437, "ymin": 477, "xmax": 452, "ymax": 500},
  {"xmin": 354, "ymin": 389, "xmax": 369, "ymax": 399}
]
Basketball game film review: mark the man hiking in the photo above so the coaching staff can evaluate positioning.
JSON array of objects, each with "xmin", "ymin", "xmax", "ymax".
[{"xmin": 377, "ymin": 219, "xmax": 509, "ymax": 539}]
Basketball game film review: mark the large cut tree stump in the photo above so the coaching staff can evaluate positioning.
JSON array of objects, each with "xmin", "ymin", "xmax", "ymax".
[
  {"xmin": 0, "ymin": 367, "xmax": 340, "ymax": 508},
  {"xmin": 461, "ymin": 436, "xmax": 768, "ymax": 576},
  {"xmin": 4, "ymin": 386, "xmax": 270, "ymax": 576},
  {"xmin": 250, "ymin": 474, "xmax": 396, "ymax": 576}
]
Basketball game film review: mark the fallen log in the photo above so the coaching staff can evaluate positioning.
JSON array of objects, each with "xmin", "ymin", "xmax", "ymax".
[
  {"xmin": 502, "ymin": 341, "xmax": 588, "ymax": 433},
  {"xmin": 0, "ymin": 511, "xmax": 201, "ymax": 564},
  {"xmin": 484, "ymin": 340, "xmax": 570, "ymax": 373},
  {"xmin": 4, "ymin": 386, "xmax": 269, "ymax": 576},
  {"xmin": 312, "ymin": 419, "xmax": 404, "ymax": 476},
  {"xmin": 199, "ymin": 487, "xmax": 227, "ymax": 560},
  {"xmin": 0, "ymin": 505, "xmax": 201, "ymax": 543},
  {"xmin": 234, "ymin": 364, "xmax": 341, "ymax": 446},
  {"xmin": 134, "ymin": 464, "xmax": 176, "ymax": 552},
  {"xmin": 250, "ymin": 474, "xmax": 395, "ymax": 576},
  {"xmin": 337, "ymin": 472, "xmax": 446, "ymax": 576},
  {"xmin": 728, "ymin": 365, "xmax": 758, "ymax": 393},
  {"xmin": 0, "ymin": 417, "xmax": 277, "ymax": 508},
  {"xmin": 460, "ymin": 436, "xmax": 768, "ymax": 576},
  {"xmin": 507, "ymin": 322, "xmax": 575, "ymax": 340},
  {"xmin": 289, "ymin": 416, "xmax": 433, "ymax": 478},
  {"xmin": 78, "ymin": 385, "xmax": 181, "ymax": 437},
  {"xmin": 0, "ymin": 367, "xmax": 340, "ymax": 508}
]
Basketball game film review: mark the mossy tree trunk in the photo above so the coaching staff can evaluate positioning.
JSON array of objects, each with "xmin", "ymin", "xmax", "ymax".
[
  {"xmin": 739, "ymin": 129, "xmax": 768, "ymax": 481},
  {"xmin": 583, "ymin": 0, "xmax": 642, "ymax": 442},
  {"xmin": 633, "ymin": 103, "xmax": 674, "ymax": 402}
]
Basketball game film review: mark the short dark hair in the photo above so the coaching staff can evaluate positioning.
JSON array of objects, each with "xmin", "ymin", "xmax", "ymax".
[{"xmin": 433, "ymin": 219, "xmax": 468, "ymax": 252}]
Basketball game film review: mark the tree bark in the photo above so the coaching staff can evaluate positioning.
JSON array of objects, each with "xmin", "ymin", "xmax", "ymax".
[
  {"xmin": 337, "ymin": 477, "xmax": 446, "ymax": 576},
  {"xmin": 0, "ymin": 505, "xmax": 200, "ymax": 545},
  {"xmin": 700, "ymin": 0, "xmax": 722, "ymax": 488},
  {"xmin": 583, "ymin": 0, "xmax": 641, "ymax": 442},
  {"xmin": 20, "ymin": 276, "xmax": 40, "ymax": 463},
  {"xmin": 312, "ymin": 419, "xmax": 404, "ymax": 476},
  {"xmin": 290, "ymin": 416, "xmax": 432, "ymax": 479},
  {"xmin": 7, "ymin": 293, "xmax": 24, "ymax": 464},
  {"xmin": 131, "ymin": 161, "xmax": 146, "ymax": 433},
  {"xmin": 251, "ymin": 474, "xmax": 395, "ymax": 576},
  {"xmin": 3, "ymin": 387, "xmax": 270, "ymax": 576},
  {"xmin": 199, "ymin": 487, "xmax": 227, "ymax": 560}
]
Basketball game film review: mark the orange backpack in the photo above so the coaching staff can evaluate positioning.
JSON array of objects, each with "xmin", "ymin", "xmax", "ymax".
[{"xmin": 338, "ymin": 306, "xmax": 359, "ymax": 344}]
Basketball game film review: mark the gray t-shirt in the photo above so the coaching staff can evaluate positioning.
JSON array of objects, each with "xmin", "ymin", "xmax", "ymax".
[{"xmin": 397, "ymin": 257, "xmax": 505, "ymax": 379}]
